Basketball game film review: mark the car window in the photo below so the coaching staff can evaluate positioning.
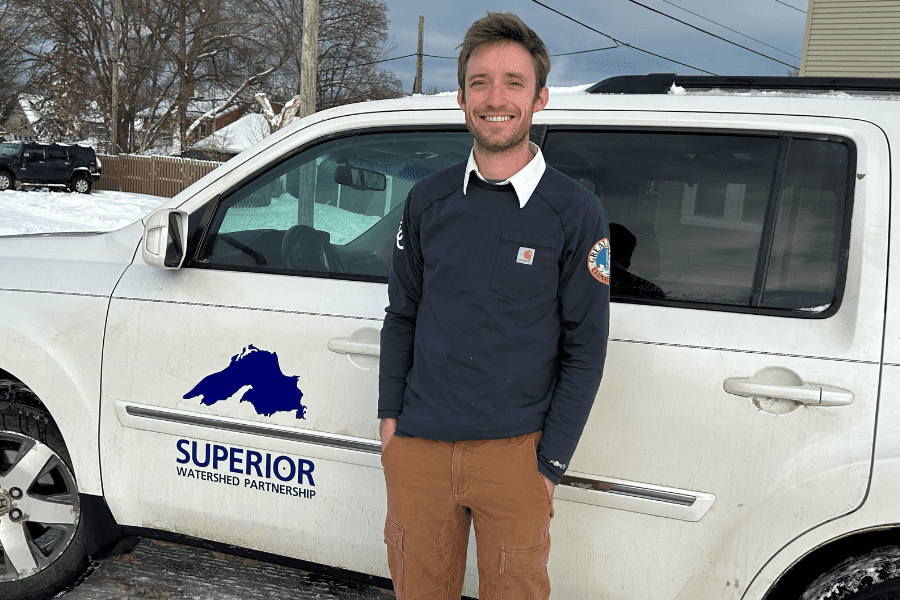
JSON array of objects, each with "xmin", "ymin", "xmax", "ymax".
[
  {"xmin": 542, "ymin": 130, "xmax": 853, "ymax": 316},
  {"xmin": 23, "ymin": 149, "xmax": 45, "ymax": 162},
  {"xmin": 195, "ymin": 130, "xmax": 472, "ymax": 279},
  {"xmin": 47, "ymin": 148, "xmax": 68, "ymax": 160},
  {"xmin": 762, "ymin": 138, "xmax": 851, "ymax": 312}
]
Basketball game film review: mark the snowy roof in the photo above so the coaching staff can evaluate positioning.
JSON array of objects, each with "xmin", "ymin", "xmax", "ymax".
[
  {"xmin": 18, "ymin": 96, "xmax": 43, "ymax": 125},
  {"xmin": 192, "ymin": 113, "xmax": 271, "ymax": 154}
]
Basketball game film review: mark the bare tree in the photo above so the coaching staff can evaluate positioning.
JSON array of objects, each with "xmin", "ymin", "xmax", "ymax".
[
  {"xmin": 13, "ymin": 0, "xmax": 402, "ymax": 154},
  {"xmin": 316, "ymin": 0, "xmax": 402, "ymax": 110},
  {"xmin": 257, "ymin": 0, "xmax": 403, "ymax": 134},
  {"xmin": 22, "ymin": 0, "xmax": 155, "ymax": 149},
  {"xmin": 0, "ymin": 0, "xmax": 40, "ymax": 140}
]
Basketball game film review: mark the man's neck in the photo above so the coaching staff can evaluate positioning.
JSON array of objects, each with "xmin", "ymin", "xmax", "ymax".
[{"xmin": 473, "ymin": 141, "xmax": 534, "ymax": 181}]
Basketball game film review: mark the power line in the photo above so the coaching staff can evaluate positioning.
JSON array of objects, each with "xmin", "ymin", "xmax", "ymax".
[
  {"xmin": 344, "ymin": 47, "xmax": 622, "ymax": 70},
  {"xmin": 528, "ymin": 0, "xmax": 620, "ymax": 44},
  {"xmin": 621, "ymin": 0, "xmax": 799, "ymax": 69},
  {"xmin": 659, "ymin": 0, "xmax": 801, "ymax": 60},
  {"xmin": 552, "ymin": 46, "xmax": 620, "ymax": 57},
  {"xmin": 528, "ymin": 0, "xmax": 717, "ymax": 75},
  {"xmin": 774, "ymin": 0, "xmax": 807, "ymax": 14}
]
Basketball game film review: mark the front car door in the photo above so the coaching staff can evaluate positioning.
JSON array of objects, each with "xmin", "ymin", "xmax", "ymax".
[
  {"xmin": 20, "ymin": 147, "xmax": 47, "ymax": 183},
  {"xmin": 100, "ymin": 124, "xmax": 473, "ymax": 575}
]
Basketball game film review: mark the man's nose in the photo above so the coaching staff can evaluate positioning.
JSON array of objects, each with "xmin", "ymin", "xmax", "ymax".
[{"xmin": 486, "ymin": 83, "xmax": 505, "ymax": 107}]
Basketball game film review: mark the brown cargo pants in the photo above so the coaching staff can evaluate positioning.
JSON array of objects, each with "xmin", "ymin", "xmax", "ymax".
[{"xmin": 381, "ymin": 431, "xmax": 553, "ymax": 600}]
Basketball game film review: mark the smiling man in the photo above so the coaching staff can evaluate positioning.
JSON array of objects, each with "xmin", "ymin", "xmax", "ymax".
[{"xmin": 378, "ymin": 12, "xmax": 610, "ymax": 600}]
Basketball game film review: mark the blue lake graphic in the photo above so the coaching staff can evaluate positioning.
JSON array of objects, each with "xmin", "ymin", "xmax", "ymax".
[{"xmin": 184, "ymin": 345, "xmax": 306, "ymax": 419}]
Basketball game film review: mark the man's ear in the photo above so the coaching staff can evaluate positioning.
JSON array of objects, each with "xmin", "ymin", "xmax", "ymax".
[
  {"xmin": 457, "ymin": 87, "xmax": 465, "ymax": 110},
  {"xmin": 533, "ymin": 86, "xmax": 549, "ymax": 113}
]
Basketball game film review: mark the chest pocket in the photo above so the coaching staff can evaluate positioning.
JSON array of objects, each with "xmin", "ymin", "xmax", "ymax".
[{"xmin": 490, "ymin": 231, "xmax": 559, "ymax": 302}]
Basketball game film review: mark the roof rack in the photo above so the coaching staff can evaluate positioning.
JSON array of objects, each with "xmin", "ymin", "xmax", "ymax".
[{"xmin": 586, "ymin": 73, "xmax": 900, "ymax": 95}]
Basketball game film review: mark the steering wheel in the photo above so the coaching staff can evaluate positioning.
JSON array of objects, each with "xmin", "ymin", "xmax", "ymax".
[{"xmin": 281, "ymin": 225, "xmax": 345, "ymax": 273}]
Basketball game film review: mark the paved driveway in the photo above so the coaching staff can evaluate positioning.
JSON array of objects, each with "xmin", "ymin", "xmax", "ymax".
[{"xmin": 60, "ymin": 538, "xmax": 394, "ymax": 599}]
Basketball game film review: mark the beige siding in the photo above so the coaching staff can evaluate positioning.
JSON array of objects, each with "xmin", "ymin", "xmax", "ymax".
[{"xmin": 800, "ymin": 0, "xmax": 900, "ymax": 77}]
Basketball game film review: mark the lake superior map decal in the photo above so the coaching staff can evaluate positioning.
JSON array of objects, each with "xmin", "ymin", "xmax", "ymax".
[{"xmin": 184, "ymin": 345, "xmax": 306, "ymax": 418}]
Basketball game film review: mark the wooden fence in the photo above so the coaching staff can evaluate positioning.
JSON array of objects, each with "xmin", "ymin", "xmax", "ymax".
[{"xmin": 94, "ymin": 154, "xmax": 221, "ymax": 198}]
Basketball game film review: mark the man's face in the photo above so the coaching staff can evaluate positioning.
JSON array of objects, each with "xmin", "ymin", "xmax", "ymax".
[{"xmin": 457, "ymin": 41, "xmax": 549, "ymax": 155}]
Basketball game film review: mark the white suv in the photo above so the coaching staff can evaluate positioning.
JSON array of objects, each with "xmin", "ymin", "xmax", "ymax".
[{"xmin": 0, "ymin": 74, "xmax": 898, "ymax": 600}]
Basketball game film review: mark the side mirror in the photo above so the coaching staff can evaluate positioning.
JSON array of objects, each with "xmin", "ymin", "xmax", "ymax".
[
  {"xmin": 142, "ymin": 209, "xmax": 189, "ymax": 269},
  {"xmin": 334, "ymin": 165, "xmax": 386, "ymax": 191}
]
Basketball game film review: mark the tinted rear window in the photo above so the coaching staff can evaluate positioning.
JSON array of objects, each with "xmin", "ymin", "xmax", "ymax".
[{"xmin": 543, "ymin": 130, "xmax": 853, "ymax": 317}]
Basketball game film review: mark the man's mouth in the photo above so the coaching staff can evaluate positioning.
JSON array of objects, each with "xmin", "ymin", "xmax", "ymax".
[{"xmin": 482, "ymin": 115, "xmax": 513, "ymax": 123}]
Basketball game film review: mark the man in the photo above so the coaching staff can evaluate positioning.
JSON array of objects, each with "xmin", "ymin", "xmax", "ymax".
[{"xmin": 378, "ymin": 12, "xmax": 610, "ymax": 600}]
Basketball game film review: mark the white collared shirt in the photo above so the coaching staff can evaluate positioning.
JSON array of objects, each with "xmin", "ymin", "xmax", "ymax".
[{"xmin": 462, "ymin": 141, "xmax": 547, "ymax": 208}]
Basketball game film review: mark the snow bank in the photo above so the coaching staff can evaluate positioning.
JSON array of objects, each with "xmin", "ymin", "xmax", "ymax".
[{"xmin": 0, "ymin": 189, "xmax": 167, "ymax": 236}]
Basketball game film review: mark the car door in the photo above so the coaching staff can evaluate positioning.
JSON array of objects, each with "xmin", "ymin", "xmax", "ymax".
[
  {"xmin": 100, "ymin": 128, "xmax": 472, "ymax": 575},
  {"xmin": 537, "ymin": 116, "xmax": 887, "ymax": 599},
  {"xmin": 45, "ymin": 147, "xmax": 71, "ymax": 184},
  {"xmin": 20, "ymin": 147, "xmax": 47, "ymax": 182}
]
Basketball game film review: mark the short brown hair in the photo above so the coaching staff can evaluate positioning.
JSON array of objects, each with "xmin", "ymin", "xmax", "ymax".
[{"xmin": 457, "ymin": 12, "xmax": 551, "ymax": 100}]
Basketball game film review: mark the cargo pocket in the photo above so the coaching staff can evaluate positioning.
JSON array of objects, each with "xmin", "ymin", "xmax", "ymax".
[
  {"xmin": 384, "ymin": 517, "xmax": 405, "ymax": 599},
  {"xmin": 490, "ymin": 231, "xmax": 558, "ymax": 301},
  {"xmin": 498, "ymin": 536, "xmax": 551, "ymax": 600}
]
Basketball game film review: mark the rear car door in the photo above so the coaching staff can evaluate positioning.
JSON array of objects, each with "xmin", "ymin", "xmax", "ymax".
[
  {"xmin": 100, "ymin": 128, "xmax": 472, "ymax": 576},
  {"xmin": 538, "ymin": 114, "xmax": 888, "ymax": 599},
  {"xmin": 45, "ymin": 147, "xmax": 71, "ymax": 184}
]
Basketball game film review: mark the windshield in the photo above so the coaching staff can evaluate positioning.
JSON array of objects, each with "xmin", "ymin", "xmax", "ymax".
[{"xmin": 0, "ymin": 143, "xmax": 22, "ymax": 156}]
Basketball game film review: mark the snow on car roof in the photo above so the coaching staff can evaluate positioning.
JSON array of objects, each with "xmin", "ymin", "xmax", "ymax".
[{"xmin": 667, "ymin": 84, "xmax": 900, "ymax": 101}]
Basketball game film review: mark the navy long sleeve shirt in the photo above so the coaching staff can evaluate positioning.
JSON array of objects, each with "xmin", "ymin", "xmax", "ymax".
[{"xmin": 378, "ymin": 161, "xmax": 610, "ymax": 484}]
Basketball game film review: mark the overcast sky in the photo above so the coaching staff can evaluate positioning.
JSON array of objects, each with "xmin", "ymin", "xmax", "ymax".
[{"xmin": 381, "ymin": 0, "xmax": 809, "ymax": 93}]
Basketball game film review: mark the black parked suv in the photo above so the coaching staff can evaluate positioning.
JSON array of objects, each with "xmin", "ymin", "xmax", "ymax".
[{"xmin": 0, "ymin": 141, "xmax": 101, "ymax": 193}]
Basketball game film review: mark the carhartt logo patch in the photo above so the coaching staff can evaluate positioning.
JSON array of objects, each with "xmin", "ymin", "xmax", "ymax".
[
  {"xmin": 516, "ymin": 247, "xmax": 535, "ymax": 265},
  {"xmin": 587, "ymin": 238, "xmax": 610, "ymax": 284}
]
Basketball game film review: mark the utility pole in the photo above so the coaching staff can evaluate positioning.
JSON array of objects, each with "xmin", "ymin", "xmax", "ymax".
[
  {"xmin": 413, "ymin": 16, "xmax": 424, "ymax": 94},
  {"xmin": 110, "ymin": 0, "xmax": 121, "ymax": 154},
  {"xmin": 299, "ymin": 0, "xmax": 319, "ymax": 118}
]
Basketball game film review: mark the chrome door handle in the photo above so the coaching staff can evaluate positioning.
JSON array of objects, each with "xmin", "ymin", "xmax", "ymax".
[
  {"xmin": 328, "ymin": 327, "xmax": 381, "ymax": 370},
  {"xmin": 724, "ymin": 367, "xmax": 853, "ymax": 407},
  {"xmin": 327, "ymin": 338, "xmax": 380, "ymax": 357}
]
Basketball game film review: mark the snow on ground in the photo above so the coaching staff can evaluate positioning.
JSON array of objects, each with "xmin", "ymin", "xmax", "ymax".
[{"xmin": 0, "ymin": 188, "xmax": 167, "ymax": 236}]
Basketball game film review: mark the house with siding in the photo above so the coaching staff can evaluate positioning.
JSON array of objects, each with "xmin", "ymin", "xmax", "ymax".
[{"xmin": 801, "ymin": 0, "xmax": 900, "ymax": 77}]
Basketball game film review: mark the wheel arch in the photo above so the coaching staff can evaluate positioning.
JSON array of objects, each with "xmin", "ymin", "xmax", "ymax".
[{"xmin": 762, "ymin": 525, "xmax": 900, "ymax": 599}]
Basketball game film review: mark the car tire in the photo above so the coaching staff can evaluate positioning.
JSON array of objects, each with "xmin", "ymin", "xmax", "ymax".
[
  {"xmin": 0, "ymin": 172, "xmax": 13, "ymax": 192},
  {"xmin": 0, "ymin": 389, "xmax": 88, "ymax": 600},
  {"xmin": 69, "ymin": 175, "xmax": 91, "ymax": 194},
  {"xmin": 800, "ymin": 546, "xmax": 900, "ymax": 600}
]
